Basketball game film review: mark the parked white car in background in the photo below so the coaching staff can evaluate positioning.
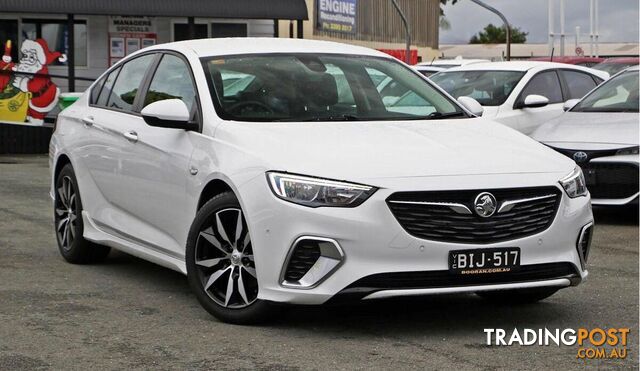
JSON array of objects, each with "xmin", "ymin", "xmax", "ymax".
[
  {"xmin": 532, "ymin": 66, "xmax": 639, "ymax": 206},
  {"xmin": 50, "ymin": 38, "xmax": 593, "ymax": 324},
  {"xmin": 418, "ymin": 57, "xmax": 491, "ymax": 69},
  {"xmin": 413, "ymin": 64, "xmax": 445, "ymax": 77},
  {"xmin": 431, "ymin": 62, "xmax": 610, "ymax": 134}
]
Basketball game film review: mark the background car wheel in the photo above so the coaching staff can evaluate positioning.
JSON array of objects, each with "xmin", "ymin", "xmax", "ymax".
[
  {"xmin": 476, "ymin": 287, "xmax": 559, "ymax": 304},
  {"xmin": 186, "ymin": 192, "xmax": 278, "ymax": 324},
  {"xmin": 54, "ymin": 164, "xmax": 110, "ymax": 264}
]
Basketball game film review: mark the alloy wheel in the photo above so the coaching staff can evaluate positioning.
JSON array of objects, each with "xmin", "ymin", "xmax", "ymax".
[
  {"xmin": 195, "ymin": 208, "xmax": 258, "ymax": 309},
  {"xmin": 55, "ymin": 175, "xmax": 77, "ymax": 251}
]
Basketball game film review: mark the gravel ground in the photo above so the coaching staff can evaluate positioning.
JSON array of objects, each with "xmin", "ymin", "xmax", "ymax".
[{"xmin": 0, "ymin": 155, "xmax": 638, "ymax": 370}]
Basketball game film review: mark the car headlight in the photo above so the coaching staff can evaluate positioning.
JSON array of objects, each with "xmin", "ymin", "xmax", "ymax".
[
  {"xmin": 267, "ymin": 172, "xmax": 377, "ymax": 207},
  {"xmin": 559, "ymin": 167, "xmax": 588, "ymax": 198},
  {"xmin": 615, "ymin": 146, "xmax": 639, "ymax": 156}
]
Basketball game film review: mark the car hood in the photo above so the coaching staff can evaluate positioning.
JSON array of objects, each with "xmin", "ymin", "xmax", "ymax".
[
  {"xmin": 217, "ymin": 117, "xmax": 574, "ymax": 183},
  {"xmin": 532, "ymin": 112, "xmax": 640, "ymax": 149}
]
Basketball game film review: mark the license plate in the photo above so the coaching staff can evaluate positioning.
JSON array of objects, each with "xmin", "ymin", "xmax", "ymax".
[
  {"xmin": 583, "ymin": 168, "xmax": 597, "ymax": 186},
  {"xmin": 449, "ymin": 247, "xmax": 520, "ymax": 274}
]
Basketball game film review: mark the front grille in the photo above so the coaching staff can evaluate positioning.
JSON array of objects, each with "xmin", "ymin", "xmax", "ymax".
[
  {"xmin": 344, "ymin": 263, "xmax": 579, "ymax": 291},
  {"xmin": 387, "ymin": 187, "xmax": 561, "ymax": 244},
  {"xmin": 283, "ymin": 240, "xmax": 321, "ymax": 282},
  {"xmin": 581, "ymin": 162, "xmax": 639, "ymax": 199}
]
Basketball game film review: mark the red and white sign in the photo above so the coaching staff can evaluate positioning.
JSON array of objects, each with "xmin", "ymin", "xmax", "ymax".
[{"xmin": 108, "ymin": 16, "xmax": 157, "ymax": 66}]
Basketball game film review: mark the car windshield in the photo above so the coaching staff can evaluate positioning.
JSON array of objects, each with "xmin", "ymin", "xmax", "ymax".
[
  {"xmin": 430, "ymin": 70, "xmax": 525, "ymax": 106},
  {"xmin": 572, "ymin": 70, "xmax": 639, "ymax": 113},
  {"xmin": 592, "ymin": 62, "xmax": 637, "ymax": 75},
  {"xmin": 202, "ymin": 54, "xmax": 465, "ymax": 122}
]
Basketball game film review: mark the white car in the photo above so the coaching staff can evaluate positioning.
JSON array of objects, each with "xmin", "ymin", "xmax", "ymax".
[
  {"xmin": 418, "ymin": 57, "xmax": 491, "ymax": 69},
  {"xmin": 430, "ymin": 62, "xmax": 609, "ymax": 134},
  {"xmin": 50, "ymin": 38, "xmax": 593, "ymax": 324},
  {"xmin": 413, "ymin": 65, "xmax": 445, "ymax": 78},
  {"xmin": 532, "ymin": 66, "xmax": 639, "ymax": 206}
]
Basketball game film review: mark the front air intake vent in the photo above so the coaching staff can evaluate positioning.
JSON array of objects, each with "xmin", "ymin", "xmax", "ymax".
[
  {"xmin": 577, "ymin": 223, "xmax": 594, "ymax": 269},
  {"xmin": 281, "ymin": 237, "xmax": 344, "ymax": 288},
  {"xmin": 283, "ymin": 240, "xmax": 321, "ymax": 282}
]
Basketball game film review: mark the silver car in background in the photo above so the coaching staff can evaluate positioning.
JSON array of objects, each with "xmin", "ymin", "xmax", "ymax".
[{"xmin": 532, "ymin": 66, "xmax": 639, "ymax": 206}]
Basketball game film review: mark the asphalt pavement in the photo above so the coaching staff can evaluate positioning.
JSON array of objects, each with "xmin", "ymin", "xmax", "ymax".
[{"xmin": 0, "ymin": 155, "xmax": 638, "ymax": 370}]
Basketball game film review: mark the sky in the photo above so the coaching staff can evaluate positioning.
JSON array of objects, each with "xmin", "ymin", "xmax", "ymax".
[{"xmin": 439, "ymin": 0, "xmax": 640, "ymax": 44}]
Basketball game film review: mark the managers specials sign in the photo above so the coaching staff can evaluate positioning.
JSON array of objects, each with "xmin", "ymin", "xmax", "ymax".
[{"xmin": 316, "ymin": 0, "xmax": 357, "ymax": 34}]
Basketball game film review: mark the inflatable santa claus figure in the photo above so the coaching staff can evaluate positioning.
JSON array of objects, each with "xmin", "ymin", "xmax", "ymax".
[
  {"xmin": 0, "ymin": 40, "xmax": 14, "ymax": 92},
  {"xmin": 12, "ymin": 39, "xmax": 66, "ymax": 125}
]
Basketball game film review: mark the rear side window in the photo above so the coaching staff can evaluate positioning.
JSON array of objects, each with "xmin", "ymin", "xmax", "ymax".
[
  {"xmin": 561, "ymin": 70, "xmax": 598, "ymax": 99},
  {"xmin": 107, "ymin": 54, "xmax": 155, "ymax": 111},
  {"xmin": 90, "ymin": 75, "xmax": 106, "ymax": 105},
  {"xmin": 95, "ymin": 67, "xmax": 121, "ymax": 107},
  {"xmin": 519, "ymin": 71, "xmax": 563, "ymax": 104}
]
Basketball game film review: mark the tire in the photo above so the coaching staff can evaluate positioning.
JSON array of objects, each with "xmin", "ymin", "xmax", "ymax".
[
  {"xmin": 186, "ymin": 192, "xmax": 278, "ymax": 324},
  {"xmin": 54, "ymin": 163, "xmax": 110, "ymax": 264},
  {"xmin": 476, "ymin": 287, "xmax": 559, "ymax": 304}
]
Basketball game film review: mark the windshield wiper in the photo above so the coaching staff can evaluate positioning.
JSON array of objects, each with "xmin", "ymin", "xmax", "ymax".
[
  {"xmin": 425, "ymin": 111, "xmax": 467, "ymax": 119},
  {"xmin": 301, "ymin": 114, "xmax": 361, "ymax": 122}
]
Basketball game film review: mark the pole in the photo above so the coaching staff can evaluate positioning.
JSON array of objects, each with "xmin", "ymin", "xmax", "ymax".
[
  {"xmin": 548, "ymin": 0, "xmax": 554, "ymax": 57},
  {"xmin": 595, "ymin": 0, "xmax": 599, "ymax": 57},
  {"xmin": 297, "ymin": 20, "xmax": 303, "ymax": 39},
  {"xmin": 469, "ymin": 0, "xmax": 510, "ymax": 60},
  {"xmin": 67, "ymin": 14, "xmax": 75, "ymax": 92},
  {"xmin": 589, "ymin": 0, "xmax": 594, "ymax": 57},
  {"xmin": 187, "ymin": 17, "xmax": 195, "ymax": 39},
  {"xmin": 575, "ymin": 26, "xmax": 580, "ymax": 51},
  {"xmin": 390, "ymin": 0, "xmax": 411, "ymax": 64},
  {"xmin": 559, "ymin": 0, "xmax": 565, "ymax": 56}
]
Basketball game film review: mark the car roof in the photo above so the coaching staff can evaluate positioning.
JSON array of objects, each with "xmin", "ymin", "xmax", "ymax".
[
  {"xmin": 141, "ymin": 37, "xmax": 393, "ymax": 59},
  {"xmin": 528, "ymin": 56, "xmax": 605, "ymax": 64},
  {"xmin": 600, "ymin": 57, "xmax": 640, "ymax": 64},
  {"xmin": 413, "ymin": 65, "xmax": 445, "ymax": 71},
  {"xmin": 439, "ymin": 61, "xmax": 610, "ymax": 78},
  {"xmin": 424, "ymin": 59, "xmax": 490, "ymax": 66}
]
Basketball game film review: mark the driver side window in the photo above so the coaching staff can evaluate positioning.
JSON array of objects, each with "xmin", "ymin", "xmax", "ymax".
[
  {"xmin": 519, "ymin": 71, "xmax": 563, "ymax": 104},
  {"xmin": 143, "ymin": 54, "xmax": 197, "ymax": 115}
]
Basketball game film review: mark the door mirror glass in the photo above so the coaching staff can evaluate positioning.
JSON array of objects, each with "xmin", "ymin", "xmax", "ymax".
[
  {"xmin": 457, "ymin": 96, "xmax": 484, "ymax": 116},
  {"xmin": 563, "ymin": 99, "xmax": 581, "ymax": 111},
  {"xmin": 523, "ymin": 94, "xmax": 549, "ymax": 108},
  {"xmin": 141, "ymin": 99, "xmax": 196, "ymax": 130}
]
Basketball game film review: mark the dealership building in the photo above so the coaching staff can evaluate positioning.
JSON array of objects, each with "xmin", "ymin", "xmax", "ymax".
[{"xmin": 0, "ymin": 0, "xmax": 440, "ymax": 153}]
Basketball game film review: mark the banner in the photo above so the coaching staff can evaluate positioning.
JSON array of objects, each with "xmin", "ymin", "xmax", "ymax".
[{"xmin": 316, "ymin": 0, "xmax": 357, "ymax": 34}]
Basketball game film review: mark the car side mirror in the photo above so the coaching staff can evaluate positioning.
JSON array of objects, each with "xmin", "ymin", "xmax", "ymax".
[
  {"xmin": 457, "ymin": 96, "xmax": 484, "ymax": 116},
  {"xmin": 521, "ymin": 94, "xmax": 549, "ymax": 109},
  {"xmin": 141, "ymin": 99, "xmax": 198, "ymax": 130},
  {"xmin": 563, "ymin": 99, "xmax": 581, "ymax": 111}
]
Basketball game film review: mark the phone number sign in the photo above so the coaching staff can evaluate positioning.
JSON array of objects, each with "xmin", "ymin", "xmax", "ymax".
[{"xmin": 316, "ymin": 0, "xmax": 357, "ymax": 34}]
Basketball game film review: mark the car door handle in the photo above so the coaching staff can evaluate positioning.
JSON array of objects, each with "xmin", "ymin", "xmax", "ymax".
[
  {"xmin": 81, "ymin": 116, "xmax": 94, "ymax": 127},
  {"xmin": 123, "ymin": 130, "xmax": 138, "ymax": 143}
]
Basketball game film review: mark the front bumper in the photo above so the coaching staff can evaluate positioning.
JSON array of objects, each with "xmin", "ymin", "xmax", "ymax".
[{"xmin": 238, "ymin": 172, "xmax": 593, "ymax": 305}]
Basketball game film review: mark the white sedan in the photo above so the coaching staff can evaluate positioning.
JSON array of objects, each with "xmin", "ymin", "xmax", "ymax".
[
  {"xmin": 50, "ymin": 38, "xmax": 593, "ymax": 324},
  {"xmin": 532, "ymin": 66, "xmax": 639, "ymax": 206},
  {"xmin": 413, "ymin": 65, "xmax": 445, "ymax": 78},
  {"xmin": 430, "ymin": 61, "xmax": 609, "ymax": 134}
]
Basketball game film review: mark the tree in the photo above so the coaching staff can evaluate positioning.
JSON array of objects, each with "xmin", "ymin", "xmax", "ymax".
[
  {"xmin": 469, "ymin": 23, "xmax": 528, "ymax": 44},
  {"xmin": 439, "ymin": 0, "xmax": 459, "ymax": 30}
]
